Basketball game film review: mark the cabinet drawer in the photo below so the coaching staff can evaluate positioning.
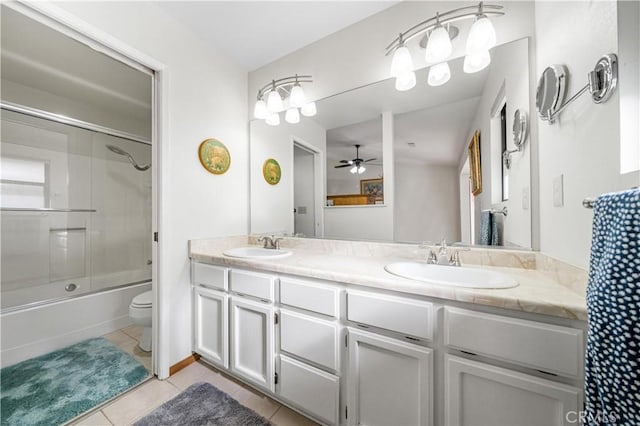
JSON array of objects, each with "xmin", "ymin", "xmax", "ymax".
[
  {"xmin": 444, "ymin": 307, "xmax": 584, "ymax": 378},
  {"xmin": 347, "ymin": 290, "xmax": 433, "ymax": 340},
  {"xmin": 280, "ymin": 310, "xmax": 339, "ymax": 371},
  {"xmin": 229, "ymin": 269, "xmax": 276, "ymax": 302},
  {"xmin": 280, "ymin": 277, "xmax": 339, "ymax": 317},
  {"xmin": 192, "ymin": 262, "xmax": 228, "ymax": 291},
  {"xmin": 279, "ymin": 355, "xmax": 340, "ymax": 426}
]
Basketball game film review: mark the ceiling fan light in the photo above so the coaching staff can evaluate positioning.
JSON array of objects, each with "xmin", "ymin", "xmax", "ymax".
[
  {"xmin": 390, "ymin": 45, "xmax": 414, "ymax": 77},
  {"xmin": 289, "ymin": 84, "xmax": 306, "ymax": 108},
  {"xmin": 267, "ymin": 90, "xmax": 284, "ymax": 113},
  {"xmin": 425, "ymin": 25, "xmax": 452, "ymax": 64},
  {"xmin": 254, "ymin": 99, "xmax": 268, "ymax": 119},
  {"xmin": 395, "ymin": 70, "xmax": 416, "ymax": 91},
  {"xmin": 358, "ymin": 166, "xmax": 366, "ymax": 174},
  {"xmin": 466, "ymin": 15, "xmax": 497, "ymax": 54},
  {"xmin": 428, "ymin": 62, "xmax": 451, "ymax": 86},
  {"xmin": 265, "ymin": 112, "xmax": 280, "ymax": 126},
  {"xmin": 464, "ymin": 50, "xmax": 491, "ymax": 73},
  {"xmin": 301, "ymin": 101, "xmax": 317, "ymax": 117},
  {"xmin": 285, "ymin": 107, "xmax": 300, "ymax": 124},
  {"xmin": 350, "ymin": 165, "xmax": 358, "ymax": 174}
]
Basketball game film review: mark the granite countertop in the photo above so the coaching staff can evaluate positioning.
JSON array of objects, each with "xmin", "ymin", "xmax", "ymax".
[{"xmin": 189, "ymin": 236, "xmax": 588, "ymax": 321}]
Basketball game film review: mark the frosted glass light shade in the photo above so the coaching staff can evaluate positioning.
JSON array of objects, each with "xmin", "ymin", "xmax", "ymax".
[
  {"xmin": 395, "ymin": 70, "xmax": 416, "ymax": 91},
  {"xmin": 390, "ymin": 45, "xmax": 414, "ymax": 77},
  {"xmin": 464, "ymin": 50, "xmax": 491, "ymax": 73},
  {"xmin": 266, "ymin": 113, "xmax": 280, "ymax": 126},
  {"xmin": 285, "ymin": 107, "xmax": 300, "ymax": 124},
  {"xmin": 254, "ymin": 99, "xmax": 268, "ymax": 119},
  {"xmin": 428, "ymin": 62, "xmax": 451, "ymax": 86},
  {"xmin": 425, "ymin": 26, "xmax": 452, "ymax": 63},
  {"xmin": 466, "ymin": 15, "xmax": 497, "ymax": 54},
  {"xmin": 301, "ymin": 102, "xmax": 317, "ymax": 117},
  {"xmin": 289, "ymin": 84, "xmax": 306, "ymax": 108},
  {"xmin": 350, "ymin": 165, "xmax": 357, "ymax": 174},
  {"xmin": 358, "ymin": 166, "xmax": 366, "ymax": 174},
  {"xmin": 267, "ymin": 90, "xmax": 284, "ymax": 112}
]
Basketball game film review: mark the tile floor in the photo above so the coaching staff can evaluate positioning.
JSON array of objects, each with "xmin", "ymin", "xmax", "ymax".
[
  {"xmin": 73, "ymin": 327, "xmax": 319, "ymax": 425},
  {"xmin": 102, "ymin": 325, "xmax": 152, "ymax": 373}
]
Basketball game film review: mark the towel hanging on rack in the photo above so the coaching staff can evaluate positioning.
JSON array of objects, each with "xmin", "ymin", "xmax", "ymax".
[{"xmin": 584, "ymin": 188, "xmax": 640, "ymax": 425}]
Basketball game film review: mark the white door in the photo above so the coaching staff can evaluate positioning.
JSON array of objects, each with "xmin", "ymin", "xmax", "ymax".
[
  {"xmin": 230, "ymin": 296, "xmax": 275, "ymax": 391},
  {"xmin": 347, "ymin": 328, "xmax": 433, "ymax": 426},
  {"xmin": 293, "ymin": 143, "xmax": 316, "ymax": 237},
  {"xmin": 445, "ymin": 355, "xmax": 582, "ymax": 426},
  {"xmin": 193, "ymin": 286, "xmax": 228, "ymax": 368}
]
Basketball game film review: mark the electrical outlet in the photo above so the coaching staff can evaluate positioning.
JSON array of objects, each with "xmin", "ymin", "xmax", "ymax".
[
  {"xmin": 553, "ymin": 175, "xmax": 564, "ymax": 207},
  {"xmin": 522, "ymin": 187, "xmax": 530, "ymax": 210}
]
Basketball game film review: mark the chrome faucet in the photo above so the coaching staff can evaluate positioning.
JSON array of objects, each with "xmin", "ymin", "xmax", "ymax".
[
  {"xmin": 422, "ymin": 237, "xmax": 466, "ymax": 266},
  {"xmin": 257, "ymin": 235, "xmax": 284, "ymax": 249}
]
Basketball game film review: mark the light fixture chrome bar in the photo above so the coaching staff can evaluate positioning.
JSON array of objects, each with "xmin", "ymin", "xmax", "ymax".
[
  {"xmin": 1, "ymin": 207, "xmax": 97, "ymax": 212},
  {"xmin": 257, "ymin": 75, "xmax": 313, "ymax": 99},
  {"xmin": 385, "ymin": 2, "xmax": 503, "ymax": 55},
  {"xmin": 1, "ymin": 101, "xmax": 151, "ymax": 145}
]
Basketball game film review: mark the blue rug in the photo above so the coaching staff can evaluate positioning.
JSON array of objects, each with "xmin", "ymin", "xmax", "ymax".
[
  {"xmin": 1, "ymin": 337, "xmax": 149, "ymax": 425},
  {"xmin": 134, "ymin": 382, "xmax": 270, "ymax": 426}
]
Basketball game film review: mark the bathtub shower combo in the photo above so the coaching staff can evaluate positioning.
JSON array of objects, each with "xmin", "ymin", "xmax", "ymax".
[{"xmin": 0, "ymin": 105, "xmax": 153, "ymax": 365}]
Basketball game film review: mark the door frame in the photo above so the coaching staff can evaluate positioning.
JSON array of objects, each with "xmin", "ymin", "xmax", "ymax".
[
  {"xmin": 291, "ymin": 136, "xmax": 324, "ymax": 238},
  {"xmin": 9, "ymin": 1, "xmax": 170, "ymax": 378}
]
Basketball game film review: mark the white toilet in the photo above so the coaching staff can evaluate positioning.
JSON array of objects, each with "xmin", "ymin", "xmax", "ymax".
[{"xmin": 129, "ymin": 290, "xmax": 152, "ymax": 352}]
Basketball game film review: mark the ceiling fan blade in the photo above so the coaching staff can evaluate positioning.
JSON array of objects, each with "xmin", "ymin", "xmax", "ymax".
[
  {"xmin": 339, "ymin": 160, "xmax": 350, "ymax": 163},
  {"xmin": 334, "ymin": 164, "xmax": 352, "ymax": 168},
  {"xmin": 363, "ymin": 158, "xmax": 377, "ymax": 162}
]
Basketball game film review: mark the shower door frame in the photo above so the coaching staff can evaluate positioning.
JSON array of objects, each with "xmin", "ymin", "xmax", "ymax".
[{"xmin": 5, "ymin": 1, "xmax": 171, "ymax": 379}]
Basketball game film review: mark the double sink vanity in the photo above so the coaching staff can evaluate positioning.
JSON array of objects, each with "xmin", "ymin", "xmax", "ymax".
[{"xmin": 189, "ymin": 236, "xmax": 587, "ymax": 425}]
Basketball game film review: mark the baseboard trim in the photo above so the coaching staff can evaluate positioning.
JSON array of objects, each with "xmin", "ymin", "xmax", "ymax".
[{"xmin": 170, "ymin": 353, "xmax": 201, "ymax": 376}]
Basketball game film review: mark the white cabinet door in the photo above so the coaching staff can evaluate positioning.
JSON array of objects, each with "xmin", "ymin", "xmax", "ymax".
[
  {"xmin": 445, "ymin": 355, "xmax": 583, "ymax": 426},
  {"xmin": 193, "ymin": 286, "xmax": 228, "ymax": 368},
  {"xmin": 230, "ymin": 296, "xmax": 275, "ymax": 391},
  {"xmin": 278, "ymin": 354, "xmax": 340, "ymax": 425},
  {"xmin": 347, "ymin": 328, "xmax": 433, "ymax": 426}
]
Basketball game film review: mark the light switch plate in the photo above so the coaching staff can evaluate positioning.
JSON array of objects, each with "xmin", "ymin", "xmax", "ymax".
[
  {"xmin": 553, "ymin": 175, "xmax": 564, "ymax": 207},
  {"xmin": 522, "ymin": 187, "xmax": 530, "ymax": 210}
]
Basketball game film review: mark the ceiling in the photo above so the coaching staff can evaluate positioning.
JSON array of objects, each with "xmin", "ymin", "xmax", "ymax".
[{"xmin": 156, "ymin": 1, "xmax": 399, "ymax": 71}]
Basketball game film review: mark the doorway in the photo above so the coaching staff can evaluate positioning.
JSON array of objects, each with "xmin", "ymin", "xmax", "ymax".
[{"xmin": 293, "ymin": 143, "xmax": 316, "ymax": 237}]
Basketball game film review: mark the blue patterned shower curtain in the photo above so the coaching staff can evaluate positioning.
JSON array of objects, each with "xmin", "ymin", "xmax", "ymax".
[{"xmin": 585, "ymin": 188, "xmax": 640, "ymax": 425}]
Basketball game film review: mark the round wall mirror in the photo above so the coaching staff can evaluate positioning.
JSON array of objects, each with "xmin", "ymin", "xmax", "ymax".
[
  {"xmin": 536, "ymin": 65, "xmax": 567, "ymax": 121},
  {"xmin": 512, "ymin": 109, "xmax": 528, "ymax": 149}
]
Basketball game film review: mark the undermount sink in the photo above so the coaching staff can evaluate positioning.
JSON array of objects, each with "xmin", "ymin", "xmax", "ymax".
[
  {"xmin": 384, "ymin": 262, "xmax": 518, "ymax": 289},
  {"xmin": 223, "ymin": 247, "xmax": 292, "ymax": 259}
]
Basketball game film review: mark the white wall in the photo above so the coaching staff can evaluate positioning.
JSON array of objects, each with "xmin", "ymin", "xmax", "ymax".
[
  {"xmin": 535, "ymin": 1, "xmax": 631, "ymax": 269},
  {"xmin": 394, "ymin": 162, "xmax": 460, "ymax": 243},
  {"xmin": 459, "ymin": 37, "xmax": 532, "ymax": 249},
  {"xmin": 327, "ymin": 165, "xmax": 383, "ymax": 195},
  {"xmin": 250, "ymin": 118, "xmax": 326, "ymax": 235},
  {"xmin": 249, "ymin": 1, "xmax": 536, "ymax": 105},
  {"xmin": 49, "ymin": 1, "xmax": 249, "ymax": 370}
]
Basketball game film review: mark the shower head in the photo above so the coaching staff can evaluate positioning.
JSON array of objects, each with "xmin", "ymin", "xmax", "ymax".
[{"xmin": 106, "ymin": 144, "xmax": 151, "ymax": 171}]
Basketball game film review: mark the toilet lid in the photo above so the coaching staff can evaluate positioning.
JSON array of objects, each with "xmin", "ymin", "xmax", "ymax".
[{"xmin": 132, "ymin": 290, "xmax": 152, "ymax": 308}]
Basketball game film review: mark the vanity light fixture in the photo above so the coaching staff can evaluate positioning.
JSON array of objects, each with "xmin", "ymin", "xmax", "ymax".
[
  {"xmin": 254, "ymin": 75, "xmax": 316, "ymax": 126},
  {"xmin": 386, "ymin": 2, "xmax": 504, "ymax": 91}
]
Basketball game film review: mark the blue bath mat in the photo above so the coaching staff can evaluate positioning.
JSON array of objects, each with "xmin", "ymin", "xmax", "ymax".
[{"xmin": 0, "ymin": 337, "xmax": 149, "ymax": 425}]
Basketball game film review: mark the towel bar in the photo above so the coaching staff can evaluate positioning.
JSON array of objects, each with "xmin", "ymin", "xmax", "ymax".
[
  {"xmin": 583, "ymin": 198, "xmax": 596, "ymax": 209},
  {"xmin": 483, "ymin": 207, "xmax": 508, "ymax": 216}
]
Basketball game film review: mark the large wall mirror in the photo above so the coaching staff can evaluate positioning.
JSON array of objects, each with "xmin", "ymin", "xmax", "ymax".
[{"xmin": 250, "ymin": 37, "xmax": 531, "ymax": 248}]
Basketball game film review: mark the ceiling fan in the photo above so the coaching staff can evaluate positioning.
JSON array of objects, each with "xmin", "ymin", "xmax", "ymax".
[{"xmin": 334, "ymin": 144, "xmax": 377, "ymax": 174}]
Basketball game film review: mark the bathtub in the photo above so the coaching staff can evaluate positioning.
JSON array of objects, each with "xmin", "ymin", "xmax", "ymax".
[{"xmin": 0, "ymin": 281, "xmax": 151, "ymax": 368}]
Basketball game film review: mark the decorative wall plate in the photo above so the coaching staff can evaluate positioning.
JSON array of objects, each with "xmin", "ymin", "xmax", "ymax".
[
  {"xmin": 262, "ymin": 158, "xmax": 281, "ymax": 185},
  {"xmin": 198, "ymin": 138, "xmax": 230, "ymax": 175}
]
